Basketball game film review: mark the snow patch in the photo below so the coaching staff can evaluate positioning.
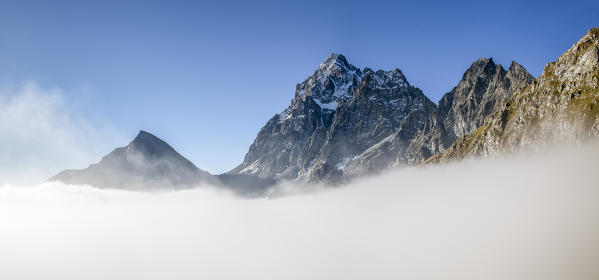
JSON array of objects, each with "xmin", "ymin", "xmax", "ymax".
[
  {"xmin": 335, "ymin": 157, "xmax": 352, "ymax": 170},
  {"xmin": 369, "ymin": 70, "xmax": 409, "ymax": 90},
  {"xmin": 314, "ymin": 99, "xmax": 338, "ymax": 111}
]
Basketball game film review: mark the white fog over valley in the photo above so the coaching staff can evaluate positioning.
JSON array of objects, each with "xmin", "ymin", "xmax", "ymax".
[{"xmin": 1, "ymin": 141, "xmax": 598, "ymax": 280}]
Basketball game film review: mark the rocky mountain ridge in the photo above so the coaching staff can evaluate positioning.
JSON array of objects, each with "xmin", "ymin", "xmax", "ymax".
[
  {"xmin": 231, "ymin": 52, "xmax": 535, "ymax": 182},
  {"xmin": 50, "ymin": 27, "xmax": 599, "ymax": 191},
  {"xmin": 340, "ymin": 57, "xmax": 534, "ymax": 177},
  {"xmin": 229, "ymin": 53, "xmax": 436, "ymax": 183},
  {"xmin": 427, "ymin": 27, "xmax": 599, "ymax": 163}
]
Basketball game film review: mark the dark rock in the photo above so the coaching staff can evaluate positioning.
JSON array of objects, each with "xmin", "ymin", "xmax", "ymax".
[{"xmin": 230, "ymin": 53, "xmax": 436, "ymax": 183}]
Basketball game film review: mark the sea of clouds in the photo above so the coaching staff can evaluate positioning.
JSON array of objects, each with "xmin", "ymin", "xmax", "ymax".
[{"xmin": 1, "ymin": 141, "xmax": 598, "ymax": 280}]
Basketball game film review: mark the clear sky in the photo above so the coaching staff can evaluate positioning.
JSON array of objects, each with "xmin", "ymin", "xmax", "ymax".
[{"xmin": 0, "ymin": 0, "xmax": 597, "ymax": 175}]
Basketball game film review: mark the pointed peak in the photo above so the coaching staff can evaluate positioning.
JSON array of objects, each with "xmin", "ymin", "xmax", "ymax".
[
  {"xmin": 137, "ymin": 129, "xmax": 152, "ymax": 136},
  {"xmin": 470, "ymin": 57, "xmax": 497, "ymax": 73},
  {"xmin": 389, "ymin": 68, "xmax": 405, "ymax": 75},
  {"xmin": 320, "ymin": 53, "xmax": 350, "ymax": 69},
  {"xmin": 461, "ymin": 57, "xmax": 498, "ymax": 81},
  {"xmin": 506, "ymin": 60, "xmax": 534, "ymax": 83},
  {"xmin": 129, "ymin": 130, "xmax": 175, "ymax": 157},
  {"xmin": 366, "ymin": 68, "xmax": 410, "ymax": 89},
  {"xmin": 508, "ymin": 60, "xmax": 526, "ymax": 72},
  {"xmin": 473, "ymin": 57, "xmax": 495, "ymax": 67},
  {"xmin": 372, "ymin": 68, "xmax": 406, "ymax": 79},
  {"xmin": 325, "ymin": 52, "xmax": 345, "ymax": 61},
  {"xmin": 133, "ymin": 130, "xmax": 161, "ymax": 142}
]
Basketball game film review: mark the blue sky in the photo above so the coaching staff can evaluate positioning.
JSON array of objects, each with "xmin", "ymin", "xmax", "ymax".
[{"xmin": 0, "ymin": 0, "xmax": 597, "ymax": 174}]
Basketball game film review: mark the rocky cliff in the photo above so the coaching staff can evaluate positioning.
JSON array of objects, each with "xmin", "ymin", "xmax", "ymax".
[
  {"xmin": 341, "ymin": 57, "xmax": 533, "ymax": 176},
  {"xmin": 230, "ymin": 53, "xmax": 436, "ymax": 183},
  {"xmin": 427, "ymin": 27, "xmax": 599, "ymax": 163}
]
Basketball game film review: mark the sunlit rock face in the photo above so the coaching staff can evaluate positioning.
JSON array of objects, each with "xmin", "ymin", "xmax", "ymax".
[
  {"xmin": 50, "ymin": 130, "xmax": 217, "ymax": 190},
  {"xmin": 230, "ymin": 53, "xmax": 436, "ymax": 183},
  {"xmin": 428, "ymin": 27, "xmax": 599, "ymax": 163},
  {"xmin": 408, "ymin": 58, "xmax": 534, "ymax": 159},
  {"xmin": 336, "ymin": 58, "xmax": 533, "ymax": 177}
]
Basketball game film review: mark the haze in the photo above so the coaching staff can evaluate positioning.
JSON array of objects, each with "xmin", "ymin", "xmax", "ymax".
[{"xmin": 2, "ymin": 142, "xmax": 598, "ymax": 280}]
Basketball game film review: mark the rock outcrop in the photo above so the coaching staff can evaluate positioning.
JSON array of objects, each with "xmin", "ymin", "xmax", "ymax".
[{"xmin": 428, "ymin": 27, "xmax": 599, "ymax": 163}]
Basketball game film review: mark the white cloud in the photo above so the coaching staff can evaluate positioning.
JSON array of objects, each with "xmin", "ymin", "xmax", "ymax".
[
  {"xmin": 0, "ymin": 81, "xmax": 121, "ymax": 185},
  {"xmin": 1, "ymin": 141, "xmax": 598, "ymax": 279}
]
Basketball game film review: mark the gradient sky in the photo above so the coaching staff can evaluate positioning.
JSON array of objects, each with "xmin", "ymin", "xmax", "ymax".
[{"xmin": 0, "ymin": 0, "xmax": 597, "ymax": 174}]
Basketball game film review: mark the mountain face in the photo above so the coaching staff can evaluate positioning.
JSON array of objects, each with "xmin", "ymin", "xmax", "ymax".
[
  {"xmin": 335, "ymin": 58, "xmax": 534, "ymax": 177},
  {"xmin": 51, "ymin": 27, "xmax": 598, "ymax": 190},
  {"xmin": 408, "ymin": 58, "xmax": 534, "ymax": 160},
  {"xmin": 230, "ymin": 53, "xmax": 436, "ymax": 183},
  {"xmin": 50, "ymin": 130, "xmax": 216, "ymax": 190},
  {"xmin": 427, "ymin": 27, "xmax": 599, "ymax": 163}
]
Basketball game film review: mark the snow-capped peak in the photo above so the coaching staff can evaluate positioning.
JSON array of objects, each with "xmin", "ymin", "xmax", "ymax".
[
  {"xmin": 366, "ymin": 69, "xmax": 410, "ymax": 90},
  {"xmin": 295, "ymin": 53, "xmax": 364, "ymax": 105}
]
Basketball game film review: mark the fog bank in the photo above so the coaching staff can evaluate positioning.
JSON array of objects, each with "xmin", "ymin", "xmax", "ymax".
[{"xmin": 1, "ymin": 142, "xmax": 599, "ymax": 279}]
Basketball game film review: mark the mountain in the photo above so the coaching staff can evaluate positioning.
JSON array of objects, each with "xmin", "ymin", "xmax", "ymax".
[
  {"xmin": 427, "ymin": 27, "xmax": 599, "ymax": 163},
  {"xmin": 51, "ymin": 130, "xmax": 278, "ymax": 195},
  {"xmin": 308, "ymin": 57, "xmax": 534, "ymax": 178},
  {"xmin": 229, "ymin": 53, "xmax": 436, "ymax": 183},
  {"xmin": 50, "ymin": 27, "xmax": 598, "ymax": 190},
  {"xmin": 407, "ymin": 58, "xmax": 534, "ymax": 161},
  {"xmin": 230, "ymin": 54, "xmax": 534, "ymax": 183},
  {"xmin": 50, "ymin": 130, "xmax": 217, "ymax": 190}
]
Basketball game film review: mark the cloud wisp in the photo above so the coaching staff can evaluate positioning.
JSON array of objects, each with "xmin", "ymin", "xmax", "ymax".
[
  {"xmin": 0, "ymin": 81, "xmax": 121, "ymax": 185},
  {"xmin": 1, "ymin": 141, "xmax": 598, "ymax": 279}
]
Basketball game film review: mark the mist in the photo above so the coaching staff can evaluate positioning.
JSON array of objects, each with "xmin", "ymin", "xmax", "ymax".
[
  {"xmin": 2, "ymin": 141, "xmax": 599, "ymax": 280},
  {"xmin": 0, "ymin": 81, "xmax": 123, "ymax": 185}
]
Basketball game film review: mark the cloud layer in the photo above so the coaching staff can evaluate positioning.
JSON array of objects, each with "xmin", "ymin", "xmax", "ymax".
[{"xmin": 1, "ymin": 141, "xmax": 598, "ymax": 279}]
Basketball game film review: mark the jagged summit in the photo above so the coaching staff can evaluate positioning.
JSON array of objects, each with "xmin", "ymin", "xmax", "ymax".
[
  {"xmin": 433, "ymin": 57, "xmax": 533, "ymax": 141},
  {"xmin": 231, "ymin": 53, "xmax": 435, "ymax": 182},
  {"xmin": 320, "ymin": 53, "xmax": 351, "ymax": 69},
  {"xmin": 472, "ymin": 57, "xmax": 494, "ymax": 67},
  {"xmin": 295, "ymin": 53, "xmax": 363, "ymax": 103},
  {"xmin": 428, "ymin": 26, "xmax": 599, "ymax": 163},
  {"xmin": 473, "ymin": 57, "xmax": 494, "ymax": 66},
  {"xmin": 340, "ymin": 56, "xmax": 534, "ymax": 176},
  {"xmin": 365, "ymin": 68, "xmax": 410, "ymax": 90},
  {"xmin": 461, "ymin": 57, "xmax": 499, "ymax": 81}
]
